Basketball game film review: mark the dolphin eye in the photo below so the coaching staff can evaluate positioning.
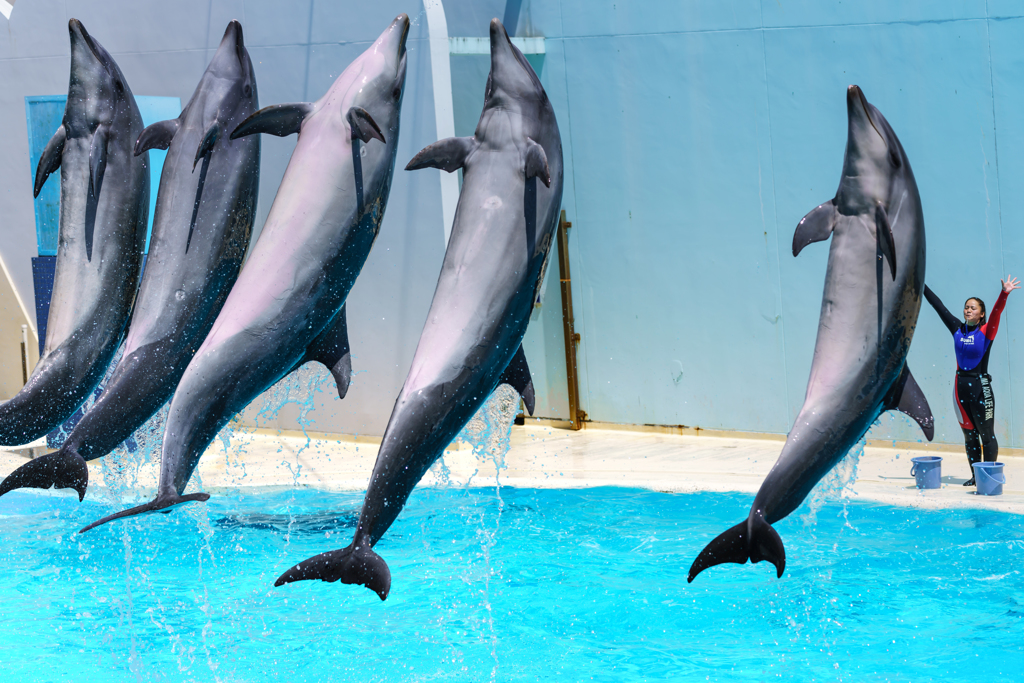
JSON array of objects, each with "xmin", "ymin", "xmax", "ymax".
[
  {"xmin": 244, "ymin": 84, "xmax": 252, "ymax": 97},
  {"xmin": 115, "ymin": 79, "xmax": 124, "ymax": 93},
  {"xmin": 392, "ymin": 84, "xmax": 401, "ymax": 101}
]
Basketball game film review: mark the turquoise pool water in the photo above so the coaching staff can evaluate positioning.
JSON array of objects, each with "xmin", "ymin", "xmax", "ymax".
[{"xmin": 1, "ymin": 486, "xmax": 1021, "ymax": 681}]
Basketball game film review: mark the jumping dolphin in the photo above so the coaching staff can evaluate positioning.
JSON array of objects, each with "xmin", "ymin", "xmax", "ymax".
[
  {"xmin": 688, "ymin": 86, "xmax": 933, "ymax": 582},
  {"xmin": 0, "ymin": 21, "xmax": 259, "ymax": 501},
  {"xmin": 79, "ymin": 14, "xmax": 411, "ymax": 532},
  {"xmin": 0, "ymin": 20, "xmax": 148, "ymax": 447},
  {"xmin": 275, "ymin": 18, "xmax": 562, "ymax": 600}
]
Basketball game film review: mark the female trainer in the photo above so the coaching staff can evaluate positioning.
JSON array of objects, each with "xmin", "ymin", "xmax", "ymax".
[{"xmin": 923, "ymin": 276, "xmax": 1020, "ymax": 486}]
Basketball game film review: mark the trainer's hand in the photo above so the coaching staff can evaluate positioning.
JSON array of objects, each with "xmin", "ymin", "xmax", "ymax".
[{"xmin": 1002, "ymin": 275, "xmax": 1020, "ymax": 293}]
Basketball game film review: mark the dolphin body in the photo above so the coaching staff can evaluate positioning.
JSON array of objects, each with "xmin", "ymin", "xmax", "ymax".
[
  {"xmin": 688, "ymin": 86, "xmax": 934, "ymax": 582},
  {"xmin": 275, "ymin": 19, "xmax": 562, "ymax": 600},
  {"xmin": 79, "ymin": 15, "xmax": 411, "ymax": 532},
  {"xmin": 0, "ymin": 22, "xmax": 260, "ymax": 501},
  {"xmin": 0, "ymin": 20, "xmax": 149, "ymax": 447}
]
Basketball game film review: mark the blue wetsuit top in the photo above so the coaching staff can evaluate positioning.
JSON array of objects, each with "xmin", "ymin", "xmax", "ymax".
[{"xmin": 923, "ymin": 286, "xmax": 1007, "ymax": 374}]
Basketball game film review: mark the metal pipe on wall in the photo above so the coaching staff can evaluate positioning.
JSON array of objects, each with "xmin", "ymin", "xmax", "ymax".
[{"xmin": 557, "ymin": 210, "xmax": 586, "ymax": 430}]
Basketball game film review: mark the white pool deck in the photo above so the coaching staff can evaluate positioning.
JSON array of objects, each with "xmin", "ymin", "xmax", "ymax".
[{"xmin": 1, "ymin": 424, "xmax": 1022, "ymax": 513}]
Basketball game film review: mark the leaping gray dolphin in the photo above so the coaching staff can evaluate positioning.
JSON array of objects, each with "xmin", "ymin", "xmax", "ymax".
[
  {"xmin": 0, "ymin": 21, "xmax": 259, "ymax": 502},
  {"xmin": 688, "ymin": 86, "xmax": 934, "ymax": 582},
  {"xmin": 79, "ymin": 14, "xmax": 411, "ymax": 532},
  {"xmin": 0, "ymin": 19, "xmax": 149, "ymax": 447},
  {"xmin": 275, "ymin": 18, "xmax": 562, "ymax": 600}
]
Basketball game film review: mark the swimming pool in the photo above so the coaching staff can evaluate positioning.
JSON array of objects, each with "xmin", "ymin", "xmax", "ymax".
[{"xmin": 1, "ymin": 485, "xmax": 1020, "ymax": 681}]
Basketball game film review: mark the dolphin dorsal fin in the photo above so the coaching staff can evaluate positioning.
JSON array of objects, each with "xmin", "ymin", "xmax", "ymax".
[
  {"xmin": 34, "ymin": 125, "xmax": 67, "ymax": 198},
  {"xmin": 89, "ymin": 125, "xmax": 109, "ymax": 196},
  {"xmin": 405, "ymin": 137, "xmax": 475, "ymax": 173},
  {"xmin": 793, "ymin": 200, "xmax": 837, "ymax": 256},
  {"xmin": 875, "ymin": 203, "xmax": 897, "ymax": 280},
  {"xmin": 193, "ymin": 122, "xmax": 221, "ymax": 170},
  {"xmin": 230, "ymin": 102, "xmax": 313, "ymax": 140},
  {"xmin": 497, "ymin": 345, "xmax": 535, "ymax": 415},
  {"xmin": 135, "ymin": 119, "xmax": 180, "ymax": 156},
  {"xmin": 883, "ymin": 365, "xmax": 934, "ymax": 441},
  {"xmin": 347, "ymin": 106, "xmax": 385, "ymax": 144},
  {"xmin": 523, "ymin": 137, "xmax": 551, "ymax": 187},
  {"xmin": 300, "ymin": 305, "xmax": 352, "ymax": 400}
]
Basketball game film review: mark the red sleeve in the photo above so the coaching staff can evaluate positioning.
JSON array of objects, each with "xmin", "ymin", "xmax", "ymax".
[{"xmin": 983, "ymin": 290, "xmax": 1009, "ymax": 340}]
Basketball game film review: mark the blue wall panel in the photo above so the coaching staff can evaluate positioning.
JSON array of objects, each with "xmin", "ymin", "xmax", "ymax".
[{"xmin": 24, "ymin": 97, "xmax": 63, "ymax": 256}]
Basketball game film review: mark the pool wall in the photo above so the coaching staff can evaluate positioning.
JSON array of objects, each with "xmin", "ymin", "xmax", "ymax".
[{"xmin": 0, "ymin": 2, "xmax": 1022, "ymax": 447}]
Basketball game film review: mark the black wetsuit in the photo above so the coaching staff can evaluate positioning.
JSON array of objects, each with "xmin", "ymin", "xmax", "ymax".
[{"xmin": 923, "ymin": 285, "xmax": 1008, "ymax": 471}]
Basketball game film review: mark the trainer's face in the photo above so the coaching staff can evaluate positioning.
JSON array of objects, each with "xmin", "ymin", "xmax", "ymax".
[{"xmin": 964, "ymin": 299, "xmax": 983, "ymax": 325}]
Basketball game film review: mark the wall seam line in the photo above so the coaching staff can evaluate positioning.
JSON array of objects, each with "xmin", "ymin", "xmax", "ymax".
[
  {"xmin": 984, "ymin": 0, "xmax": 1014, "ymax": 446},
  {"xmin": 556, "ymin": 0, "xmax": 591, "ymax": 418},
  {"xmin": 758, "ymin": 1, "xmax": 792, "ymax": 428}
]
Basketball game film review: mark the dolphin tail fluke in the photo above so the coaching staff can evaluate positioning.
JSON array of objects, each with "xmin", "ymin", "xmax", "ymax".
[
  {"xmin": 78, "ymin": 491, "xmax": 210, "ymax": 533},
  {"xmin": 275, "ymin": 542, "xmax": 392, "ymax": 601},
  {"xmin": 687, "ymin": 515, "xmax": 786, "ymax": 582},
  {"xmin": 0, "ymin": 449, "xmax": 89, "ymax": 501}
]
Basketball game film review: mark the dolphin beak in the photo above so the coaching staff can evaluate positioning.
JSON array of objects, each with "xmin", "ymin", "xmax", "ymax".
[
  {"xmin": 221, "ymin": 19, "xmax": 244, "ymax": 52},
  {"xmin": 489, "ymin": 18, "xmax": 514, "ymax": 68},
  {"xmin": 68, "ymin": 18, "xmax": 106, "ymax": 66},
  {"xmin": 395, "ymin": 14, "xmax": 410, "ymax": 57},
  {"xmin": 847, "ymin": 84, "xmax": 886, "ymax": 147},
  {"xmin": 375, "ymin": 14, "xmax": 409, "ymax": 62},
  {"xmin": 215, "ymin": 19, "xmax": 247, "ymax": 68}
]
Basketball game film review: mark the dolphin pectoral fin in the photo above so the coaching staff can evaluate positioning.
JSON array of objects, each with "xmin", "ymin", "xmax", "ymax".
[
  {"xmin": 135, "ymin": 118, "xmax": 180, "ymax": 155},
  {"xmin": 230, "ymin": 102, "xmax": 313, "ymax": 139},
  {"xmin": 304, "ymin": 305, "xmax": 352, "ymax": 400},
  {"xmin": 78, "ymin": 491, "xmax": 211, "ymax": 533},
  {"xmin": 875, "ymin": 203, "xmax": 897, "ymax": 280},
  {"xmin": 523, "ymin": 137, "xmax": 551, "ymax": 187},
  {"xmin": 34, "ymin": 125, "xmax": 66, "ymax": 198},
  {"xmin": 0, "ymin": 449, "xmax": 89, "ymax": 502},
  {"xmin": 498, "ymin": 345, "xmax": 535, "ymax": 415},
  {"xmin": 792, "ymin": 200, "xmax": 836, "ymax": 257},
  {"xmin": 884, "ymin": 365, "xmax": 934, "ymax": 441},
  {"xmin": 275, "ymin": 542, "xmax": 392, "ymax": 601},
  {"xmin": 688, "ymin": 515, "xmax": 786, "ymax": 582},
  {"xmin": 347, "ymin": 106, "xmax": 385, "ymax": 144},
  {"xmin": 193, "ymin": 122, "xmax": 221, "ymax": 170},
  {"xmin": 405, "ymin": 137, "xmax": 475, "ymax": 173},
  {"xmin": 89, "ymin": 126, "xmax": 109, "ymax": 196}
]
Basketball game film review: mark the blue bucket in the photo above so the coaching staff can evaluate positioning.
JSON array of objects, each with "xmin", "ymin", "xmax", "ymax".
[
  {"xmin": 973, "ymin": 462, "xmax": 1005, "ymax": 496},
  {"xmin": 910, "ymin": 456, "xmax": 942, "ymax": 489}
]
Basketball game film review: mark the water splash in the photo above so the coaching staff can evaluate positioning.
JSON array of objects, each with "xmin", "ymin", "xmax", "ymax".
[
  {"xmin": 802, "ymin": 438, "xmax": 864, "ymax": 530},
  {"xmin": 449, "ymin": 384, "xmax": 522, "ymax": 681},
  {"xmin": 457, "ymin": 383, "xmax": 521, "ymax": 490}
]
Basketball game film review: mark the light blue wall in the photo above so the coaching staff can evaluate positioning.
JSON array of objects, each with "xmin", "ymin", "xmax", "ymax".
[
  {"xmin": 3, "ymin": 1, "xmax": 1024, "ymax": 448},
  {"xmin": 511, "ymin": 1, "xmax": 1024, "ymax": 449}
]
